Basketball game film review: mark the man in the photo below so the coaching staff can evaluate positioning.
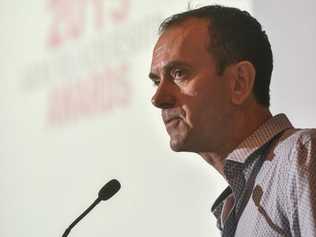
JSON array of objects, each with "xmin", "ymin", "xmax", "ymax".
[{"xmin": 149, "ymin": 5, "xmax": 316, "ymax": 237}]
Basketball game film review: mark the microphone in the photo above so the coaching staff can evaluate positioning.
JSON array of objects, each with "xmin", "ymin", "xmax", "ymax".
[
  {"xmin": 98, "ymin": 179, "xmax": 121, "ymax": 201},
  {"xmin": 62, "ymin": 179, "xmax": 121, "ymax": 237}
]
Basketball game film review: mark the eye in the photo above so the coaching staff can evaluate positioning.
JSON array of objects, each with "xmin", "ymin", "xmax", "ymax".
[
  {"xmin": 152, "ymin": 78, "xmax": 160, "ymax": 86},
  {"xmin": 173, "ymin": 69, "xmax": 185, "ymax": 79},
  {"xmin": 170, "ymin": 68, "xmax": 189, "ymax": 84},
  {"xmin": 175, "ymin": 69, "xmax": 184, "ymax": 78}
]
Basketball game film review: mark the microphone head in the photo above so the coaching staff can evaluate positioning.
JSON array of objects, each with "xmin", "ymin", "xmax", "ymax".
[{"xmin": 98, "ymin": 179, "xmax": 121, "ymax": 201}]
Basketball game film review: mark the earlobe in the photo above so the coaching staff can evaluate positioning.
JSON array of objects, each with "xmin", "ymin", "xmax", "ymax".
[{"xmin": 230, "ymin": 61, "xmax": 256, "ymax": 105}]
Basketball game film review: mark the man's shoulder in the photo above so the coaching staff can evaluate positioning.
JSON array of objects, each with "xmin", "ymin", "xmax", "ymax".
[
  {"xmin": 259, "ymin": 128, "xmax": 316, "ymax": 196},
  {"xmin": 277, "ymin": 128, "xmax": 316, "ymax": 151},
  {"xmin": 270, "ymin": 128, "xmax": 316, "ymax": 169},
  {"xmin": 289, "ymin": 128, "xmax": 316, "ymax": 144}
]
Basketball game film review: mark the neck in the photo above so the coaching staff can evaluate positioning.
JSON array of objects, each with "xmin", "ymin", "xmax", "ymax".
[{"xmin": 199, "ymin": 104, "xmax": 272, "ymax": 177}]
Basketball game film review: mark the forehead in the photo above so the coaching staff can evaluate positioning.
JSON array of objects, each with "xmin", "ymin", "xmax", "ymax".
[{"xmin": 151, "ymin": 18, "xmax": 211, "ymax": 69}]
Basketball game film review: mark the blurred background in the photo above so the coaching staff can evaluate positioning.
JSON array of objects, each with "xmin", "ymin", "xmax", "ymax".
[{"xmin": 0, "ymin": 0, "xmax": 315, "ymax": 236}]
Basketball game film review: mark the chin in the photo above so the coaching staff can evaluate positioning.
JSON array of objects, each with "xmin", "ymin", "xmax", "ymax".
[
  {"xmin": 169, "ymin": 139, "xmax": 181, "ymax": 152},
  {"xmin": 169, "ymin": 139, "xmax": 191, "ymax": 152},
  {"xmin": 168, "ymin": 130, "xmax": 198, "ymax": 152}
]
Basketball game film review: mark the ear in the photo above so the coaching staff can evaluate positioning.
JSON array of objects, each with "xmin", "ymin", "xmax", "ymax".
[{"xmin": 229, "ymin": 61, "xmax": 256, "ymax": 105}]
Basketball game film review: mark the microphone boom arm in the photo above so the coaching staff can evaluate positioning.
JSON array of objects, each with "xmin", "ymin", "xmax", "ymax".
[{"xmin": 62, "ymin": 198, "xmax": 101, "ymax": 237}]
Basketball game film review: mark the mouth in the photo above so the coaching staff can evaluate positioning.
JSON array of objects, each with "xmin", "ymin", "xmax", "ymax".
[
  {"xmin": 164, "ymin": 117, "xmax": 181, "ymax": 128},
  {"xmin": 162, "ymin": 109, "xmax": 184, "ymax": 129}
]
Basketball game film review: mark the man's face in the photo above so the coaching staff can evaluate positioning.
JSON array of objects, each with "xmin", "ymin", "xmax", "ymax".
[{"xmin": 149, "ymin": 18, "xmax": 234, "ymax": 153}]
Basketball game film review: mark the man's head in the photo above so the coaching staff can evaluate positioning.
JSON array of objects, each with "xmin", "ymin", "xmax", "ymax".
[{"xmin": 149, "ymin": 5, "xmax": 273, "ymax": 154}]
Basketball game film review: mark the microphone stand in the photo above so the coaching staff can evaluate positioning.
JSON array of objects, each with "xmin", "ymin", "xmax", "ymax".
[
  {"xmin": 62, "ymin": 198, "xmax": 101, "ymax": 237},
  {"xmin": 62, "ymin": 179, "xmax": 120, "ymax": 237}
]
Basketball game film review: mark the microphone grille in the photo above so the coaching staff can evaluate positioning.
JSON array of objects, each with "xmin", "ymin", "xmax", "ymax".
[{"xmin": 98, "ymin": 179, "xmax": 121, "ymax": 201}]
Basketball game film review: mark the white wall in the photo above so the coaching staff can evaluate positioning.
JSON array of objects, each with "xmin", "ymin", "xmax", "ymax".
[
  {"xmin": 1, "ymin": 1, "xmax": 315, "ymax": 237},
  {"xmin": 253, "ymin": 0, "xmax": 316, "ymax": 127}
]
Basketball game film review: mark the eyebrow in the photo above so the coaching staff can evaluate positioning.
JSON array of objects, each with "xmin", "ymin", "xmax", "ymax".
[{"xmin": 148, "ymin": 60, "xmax": 191, "ymax": 80}]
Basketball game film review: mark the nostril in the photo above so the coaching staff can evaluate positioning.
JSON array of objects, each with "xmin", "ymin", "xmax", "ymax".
[
  {"xmin": 151, "ymin": 91, "xmax": 162, "ymax": 107},
  {"xmin": 151, "ymin": 81, "xmax": 176, "ymax": 108},
  {"xmin": 151, "ymin": 94, "xmax": 175, "ymax": 109}
]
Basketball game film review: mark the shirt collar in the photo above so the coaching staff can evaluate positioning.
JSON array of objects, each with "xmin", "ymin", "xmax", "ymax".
[{"xmin": 225, "ymin": 113, "xmax": 293, "ymax": 164}]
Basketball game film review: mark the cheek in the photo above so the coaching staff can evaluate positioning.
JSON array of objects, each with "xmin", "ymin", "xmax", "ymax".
[
  {"xmin": 180, "ymin": 86, "xmax": 198, "ymax": 97},
  {"xmin": 182, "ymin": 87, "xmax": 230, "ymax": 129},
  {"xmin": 179, "ymin": 75, "xmax": 228, "ymax": 128},
  {"xmin": 181, "ymin": 93, "xmax": 210, "ymax": 129}
]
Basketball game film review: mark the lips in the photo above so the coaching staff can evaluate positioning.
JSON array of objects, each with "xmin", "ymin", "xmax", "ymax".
[
  {"xmin": 164, "ymin": 116, "xmax": 180, "ymax": 124},
  {"xmin": 164, "ymin": 118, "xmax": 182, "ymax": 133},
  {"xmin": 162, "ymin": 109, "xmax": 184, "ymax": 125},
  {"xmin": 162, "ymin": 110, "xmax": 184, "ymax": 132},
  {"xmin": 162, "ymin": 114, "xmax": 182, "ymax": 126},
  {"xmin": 165, "ymin": 117, "xmax": 181, "ymax": 126}
]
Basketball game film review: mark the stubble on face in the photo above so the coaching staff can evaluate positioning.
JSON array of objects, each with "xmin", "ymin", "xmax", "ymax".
[{"xmin": 161, "ymin": 107, "xmax": 190, "ymax": 151}]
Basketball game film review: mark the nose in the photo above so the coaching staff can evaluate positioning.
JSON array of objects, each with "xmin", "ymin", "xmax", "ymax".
[{"xmin": 151, "ymin": 80, "xmax": 176, "ymax": 109}]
